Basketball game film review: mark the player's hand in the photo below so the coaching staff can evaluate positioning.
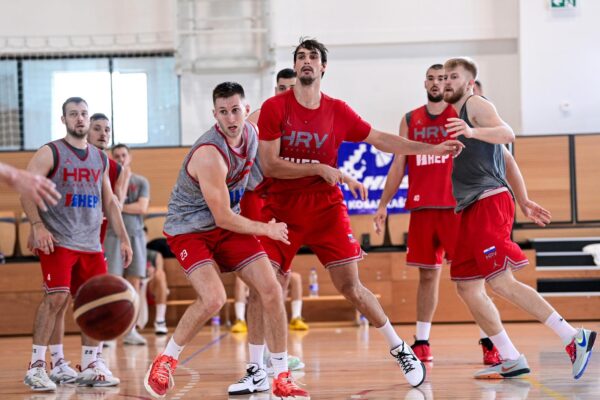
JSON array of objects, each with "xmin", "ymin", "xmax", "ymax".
[
  {"xmin": 318, "ymin": 165, "xmax": 343, "ymax": 186},
  {"xmin": 432, "ymin": 140, "xmax": 465, "ymax": 158},
  {"xmin": 14, "ymin": 170, "xmax": 61, "ymax": 212},
  {"xmin": 344, "ymin": 175, "xmax": 367, "ymax": 200},
  {"xmin": 373, "ymin": 206, "xmax": 387, "ymax": 235},
  {"xmin": 266, "ymin": 218, "xmax": 290, "ymax": 245},
  {"xmin": 121, "ymin": 242, "xmax": 133, "ymax": 268},
  {"xmin": 32, "ymin": 223, "xmax": 58, "ymax": 254},
  {"xmin": 445, "ymin": 118, "xmax": 475, "ymax": 139},
  {"xmin": 519, "ymin": 198, "xmax": 552, "ymax": 227}
]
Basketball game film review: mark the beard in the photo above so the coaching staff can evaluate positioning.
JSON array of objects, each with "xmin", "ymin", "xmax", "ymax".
[
  {"xmin": 67, "ymin": 127, "xmax": 87, "ymax": 139},
  {"xmin": 299, "ymin": 75, "xmax": 316, "ymax": 86},
  {"xmin": 427, "ymin": 92, "xmax": 444, "ymax": 103},
  {"xmin": 443, "ymin": 86, "xmax": 465, "ymax": 104}
]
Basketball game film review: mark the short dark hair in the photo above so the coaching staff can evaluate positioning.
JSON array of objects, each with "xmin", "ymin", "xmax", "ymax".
[
  {"xmin": 276, "ymin": 68, "xmax": 296, "ymax": 81},
  {"xmin": 111, "ymin": 143, "xmax": 130, "ymax": 154},
  {"xmin": 294, "ymin": 37, "xmax": 328, "ymax": 68},
  {"xmin": 428, "ymin": 64, "xmax": 444, "ymax": 71},
  {"xmin": 212, "ymin": 82, "xmax": 245, "ymax": 104},
  {"xmin": 62, "ymin": 97, "xmax": 88, "ymax": 116},
  {"xmin": 90, "ymin": 113, "xmax": 109, "ymax": 122}
]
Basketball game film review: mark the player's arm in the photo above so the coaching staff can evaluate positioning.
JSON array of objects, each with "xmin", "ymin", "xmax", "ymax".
[
  {"xmin": 114, "ymin": 165, "xmax": 131, "ymax": 207},
  {"xmin": 189, "ymin": 146, "xmax": 289, "ymax": 244},
  {"xmin": 374, "ymin": 116, "xmax": 409, "ymax": 234},
  {"xmin": 122, "ymin": 178, "xmax": 149, "ymax": 215},
  {"xmin": 259, "ymin": 138, "xmax": 342, "ymax": 185},
  {"xmin": 20, "ymin": 146, "xmax": 59, "ymax": 254},
  {"xmin": 445, "ymin": 96, "xmax": 514, "ymax": 144},
  {"xmin": 1, "ymin": 162, "xmax": 60, "ymax": 211},
  {"xmin": 364, "ymin": 127, "xmax": 464, "ymax": 157},
  {"xmin": 503, "ymin": 146, "xmax": 551, "ymax": 227},
  {"xmin": 341, "ymin": 172, "xmax": 367, "ymax": 200},
  {"xmin": 102, "ymin": 168, "xmax": 133, "ymax": 266}
]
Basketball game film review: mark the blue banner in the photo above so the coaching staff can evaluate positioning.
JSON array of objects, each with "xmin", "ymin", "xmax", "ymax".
[{"xmin": 338, "ymin": 142, "xmax": 408, "ymax": 215}]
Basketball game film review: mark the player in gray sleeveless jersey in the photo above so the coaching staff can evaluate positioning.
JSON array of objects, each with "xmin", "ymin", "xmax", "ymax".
[
  {"xmin": 21, "ymin": 97, "xmax": 132, "ymax": 391},
  {"xmin": 144, "ymin": 82, "xmax": 309, "ymax": 399},
  {"xmin": 443, "ymin": 57, "xmax": 595, "ymax": 380}
]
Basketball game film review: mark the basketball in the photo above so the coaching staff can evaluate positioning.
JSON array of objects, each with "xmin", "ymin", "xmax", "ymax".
[{"xmin": 73, "ymin": 274, "xmax": 139, "ymax": 341}]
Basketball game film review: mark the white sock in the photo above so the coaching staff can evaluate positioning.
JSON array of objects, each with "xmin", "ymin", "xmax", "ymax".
[
  {"xmin": 156, "ymin": 304, "xmax": 167, "ymax": 322},
  {"xmin": 163, "ymin": 337, "xmax": 184, "ymax": 360},
  {"xmin": 544, "ymin": 311, "xmax": 578, "ymax": 345},
  {"xmin": 31, "ymin": 345, "xmax": 47, "ymax": 366},
  {"xmin": 49, "ymin": 344, "xmax": 64, "ymax": 366},
  {"xmin": 291, "ymin": 300, "xmax": 303, "ymax": 319},
  {"xmin": 489, "ymin": 330, "xmax": 520, "ymax": 361},
  {"xmin": 249, "ymin": 343, "xmax": 265, "ymax": 368},
  {"xmin": 270, "ymin": 351, "xmax": 288, "ymax": 377},
  {"xmin": 81, "ymin": 346, "xmax": 98, "ymax": 369},
  {"xmin": 479, "ymin": 328, "xmax": 488, "ymax": 339},
  {"xmin": 235, "ymin": 302, "xmax": 246, "ymax": 321},
  {"xmin": 377, "ymin": 319, "xmax": 403, "ymax": 349},
  {"xmin": 415, "ymin": 321, "xmax": 431, "ymax": 341}
]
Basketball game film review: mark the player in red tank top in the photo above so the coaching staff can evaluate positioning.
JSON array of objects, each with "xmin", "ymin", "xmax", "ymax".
[
  {"xmin": 374, "ymin": 64, "xmax": 500, "ymax": 365},
  {"xmin": 256, "ymin": 38, "xmax": 465, "ymax": 389},
  {"xmin": 88, "ymin": 114, "xmax": 128, "ymax": 244}
]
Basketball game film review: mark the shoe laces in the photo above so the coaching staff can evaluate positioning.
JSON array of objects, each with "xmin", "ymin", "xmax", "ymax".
[
  {"xmin": 236, "ymin": 365, "xmax": 260, "ymax": 383},
  {"xmin": 392, "ymin": 346, "xmax": 417, "ymax": 374},
  {"xmin": 274, "ymin": 371, "xmax": 304, "ymax": 394},
  {"xmin": 153, "ymin": 356, "xmax": 176, "ymax": 387}
]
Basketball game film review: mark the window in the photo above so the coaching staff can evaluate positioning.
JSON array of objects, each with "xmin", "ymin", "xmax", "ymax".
[{"xmin": 0, "ymin": 61, "xmax": 20, "ymax": 150}]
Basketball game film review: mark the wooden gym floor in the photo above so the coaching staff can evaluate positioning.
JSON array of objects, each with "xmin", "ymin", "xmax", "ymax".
[{"xmin": 0, "ymin": 321, "xmax": 598, "ymax": 399}]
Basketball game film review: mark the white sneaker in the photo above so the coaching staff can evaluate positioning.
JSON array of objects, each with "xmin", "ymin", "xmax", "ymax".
[
  {"xmin": 123, "ymin": 330, "xmax": 147, "ymax": 346},
  {"xmin": 265, "ymin": 355, "xmax": 305, "ymax": 376},
  {"xmin": 95, "ymin": 355, "xmax": 120, "ymax": 385},
  {"xmin": 228, "ymin": 363, "xmax": 270, "ymax": 395},
  {"xmin": 24, "ymin": 361, "xmax": 57, "ymax": 391},
  {"xmin": 49, "ymin": 359, "xmax": 78, "ymax": 384},
  {"xmin": 75, "ymin": 362, "xmax": 120, "ymax": 387},
  {"xmin": 154, "ymin": 320, "xmax": 168, "ymax": 335},
  {"xmin": 390, "ymin": 342, "xmax": 426, "ymax": 388}
]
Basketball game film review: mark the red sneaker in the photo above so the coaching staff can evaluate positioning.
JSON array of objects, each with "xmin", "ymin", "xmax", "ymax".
[
  {"xmin": 480, "ymin": 340, "xmax": 502, "ymax": 365},
  {"xmin": 272, "ymin": 371, "xmax": 310, "ymax": 399},
  {"xmin": 144, "ymin": 354, "xmax": 178, "ymax": 399},
  {"xmin": 411, "ymin": 341, "xmax": 433, "ymax": 362}
]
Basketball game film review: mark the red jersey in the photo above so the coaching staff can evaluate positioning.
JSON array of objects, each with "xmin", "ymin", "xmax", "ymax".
[
  {"xmin": 258, "ymin": 90, "xmax": 371, "ymax": 193},
  {"xmin": 405, "ymin": 104, "xmax": 457, "ymax": 210},
  {"xmin": 100, "ymin": 158, "xmax": 122, "ymax": 244}
]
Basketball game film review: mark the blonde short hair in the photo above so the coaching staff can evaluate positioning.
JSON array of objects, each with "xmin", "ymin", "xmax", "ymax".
[{"xmin": 444, "ymin": 57, "xmax": 478, "ymax": 80}]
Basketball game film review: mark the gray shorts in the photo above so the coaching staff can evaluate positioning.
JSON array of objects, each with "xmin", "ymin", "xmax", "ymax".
[{"xmin": 105, "ymin": 231, "xmax": 147, "ymax": 278}]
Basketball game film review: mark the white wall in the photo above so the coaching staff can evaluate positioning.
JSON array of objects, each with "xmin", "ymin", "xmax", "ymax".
[
  {"xmin": 0, "ymin": 0, "xmax": 175, "ymax": 53},
  {"xmin": 519, "ymin": 0, "xmax": 600, "ymax": 134},
  {"xmin": 270, "ymin": 0, "xmax": 521, "ymax": 133}
]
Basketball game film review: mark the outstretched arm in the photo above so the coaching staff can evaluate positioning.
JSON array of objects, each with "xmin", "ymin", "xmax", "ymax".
[
  {"xmin": 1, "ymin": 162, "xmax": 60, "ymax": 212},
  {"xmin": 364, "ymin": 127, "xmax": 464, "ymax": 157}
]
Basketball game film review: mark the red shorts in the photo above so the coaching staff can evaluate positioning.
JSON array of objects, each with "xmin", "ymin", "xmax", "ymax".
[
  {"xmin": 406, "ymin": 208, "xmax": 461, "ymax": 268},
  {"xmin": 240, "ymin": 190, "xmax": 266, "ymax": 222},
  {"xmin": 38, "ymin": 246, "xmax": 107, "ymax": 296},
  {"xmin": 260, "ymin": 188, "xmax": 363, "ymax": 274},
  {"xmin": 165, "ymin": 228, "xmax": 267, "ymax": 276},
  {"xmin": 451, "ymin": 191, "xmax": 528, "ymax": 281}
]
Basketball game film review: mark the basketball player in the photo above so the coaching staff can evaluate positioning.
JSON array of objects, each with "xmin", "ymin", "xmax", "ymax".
[
  {"xmin": 232, "ymin": 68, "xmax": 309, "ymax": 336},
  {"xmin": 21, "ymin": 97, "xmax": 132, "ymax": 391},
  {"xmin": 106, "ymin": 143, "xmax": 150, "ymax": 345},
  {"xmin": 0, "ymin": 162, "xmax": 61, "ymax": 211},
  {"xmin": 253, "ymin": 38, "xmax": 464, "ymax": 389},
  {"xmin": 143, "ymin": 82, "xmax": 309, "ymax": 399},
  {"xmin": 144, "ymin": 225, "xmax": 169, "ymax": 335},
  {"xmin": 443, "ymin": 57, "xmax": 596, "ymax": 379},
  {"xmin": 374, "ymin": 64, "xmax": 501, "ymax": 365}
]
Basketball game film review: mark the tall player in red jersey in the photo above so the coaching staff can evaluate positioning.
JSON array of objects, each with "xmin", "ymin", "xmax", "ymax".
[
  {"xmin": 374, "ymin": 64, "xmax": 500, "ymax": 365},
  {"xmin": 256, "ymin": 38, "xmax": 464, "ymax": 388}
]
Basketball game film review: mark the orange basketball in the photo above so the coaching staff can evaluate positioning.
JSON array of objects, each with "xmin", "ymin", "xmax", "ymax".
[{"xmin": 73, "ymin": 274, "xmax": 139, "ymax": 341}]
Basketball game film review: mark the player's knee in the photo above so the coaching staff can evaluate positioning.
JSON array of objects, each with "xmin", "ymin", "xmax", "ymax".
[
  {"xmin": 260, "ymin": 284, "xmax": 283, "ymax": 308},
  {"xmin": 203, "ymin": 291, "xmax": 227, "ymax": 315},
  {"xmin": 44, "ymin": 292, "xmax": 69, "ymax": 311},
  {"xmin": 339, "ymin": 282, "xmax": 362, "ymax": 302},
  {"xmin": 455, "ymin": 282, "xmax": 478, "ymax": 302},
  {"xmin": 487, "ymin": 279, "xmax": 514, "ymax": 299}
]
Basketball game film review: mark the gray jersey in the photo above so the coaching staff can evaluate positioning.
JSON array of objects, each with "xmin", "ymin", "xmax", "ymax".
[
  {"xmin": 452, "ymin": 96, "xmax": 509, "ymax": 212},
  {"xmin": 109, "ymin": 173, "xmax": 149, "ymax": 235},
  {"xmin": 42, "ymin": 139, "xmax": 106, "ymax": 252},
  {"xmin": 164, "ymin": 122, "xmax": 260, "ymax": 235}
]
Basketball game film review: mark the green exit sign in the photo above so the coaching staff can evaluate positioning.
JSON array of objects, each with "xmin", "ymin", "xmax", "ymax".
[{"xmin": 551, "ymin": 0, "xmax": 577, "ymax": 8}]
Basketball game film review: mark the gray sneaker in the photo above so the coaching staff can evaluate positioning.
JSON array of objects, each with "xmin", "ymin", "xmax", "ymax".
[
  {"xmin": 566, "ymin": 328, "xmax": 596, "ymax": 379},
  {"xmin": 474, "ymin": 354, "xmax": 530, "ymax": 379},
  {"xmin": 24, "ymin": 361, "xmax": 57, "ymax": 392},
  {"xmin": 123, "ymin": 330, "xmax": 147, "ymax": 346},
  {"xmin": 390, "ymin": 342, "xmax": 426, "ymax": 388},
  {"xmin": 49, "ymin": 359, "xmax": 77, "ymax": 384}
]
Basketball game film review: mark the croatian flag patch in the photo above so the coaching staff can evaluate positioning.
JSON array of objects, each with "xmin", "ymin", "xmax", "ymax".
[{"xmin": 483, "ymin": 246, "xmax": 496, "ymax": 259}]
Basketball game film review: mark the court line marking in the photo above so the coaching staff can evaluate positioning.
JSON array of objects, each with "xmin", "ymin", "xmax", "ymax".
[{"xmin": 525, "ymin": 377, "xmax": 569, "ymax": 400}]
